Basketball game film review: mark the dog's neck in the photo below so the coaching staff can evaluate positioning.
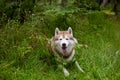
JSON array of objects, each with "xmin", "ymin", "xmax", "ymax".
[{"xmin": 55, "ymin": 48, "xmax": 75, "ymax": 62}]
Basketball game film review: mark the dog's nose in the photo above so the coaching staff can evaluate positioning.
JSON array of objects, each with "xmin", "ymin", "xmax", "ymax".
[{"xmin": 62, "ymin": 43, "xmax": 66, "ymax": 47}]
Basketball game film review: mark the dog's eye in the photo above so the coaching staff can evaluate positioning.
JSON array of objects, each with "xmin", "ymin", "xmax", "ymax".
[
  {"xmin": 70, "ymin": 38, "xmax": 73, "ymax": 40},
  {"xmin": 55, "ymin": 38, "xmax": 58, "ymax": 40},
  {"xmin": 66, "ymin": 38, "xmax": 69, "ymax": 40},
  {"xmin": 60, "ymin": 38, "xmax": 62, "ymax": 40}
]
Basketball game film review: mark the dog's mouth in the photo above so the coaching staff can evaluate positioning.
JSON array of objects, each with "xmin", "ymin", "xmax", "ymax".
[{"xmin": 62, "ymin": 47, "xmax": 67, "ymax": 53}]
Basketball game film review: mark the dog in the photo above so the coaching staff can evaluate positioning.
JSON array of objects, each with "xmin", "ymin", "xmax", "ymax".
[{"xmin": 50, "ymin": 27, "xmax": 84, "ymax": 76}]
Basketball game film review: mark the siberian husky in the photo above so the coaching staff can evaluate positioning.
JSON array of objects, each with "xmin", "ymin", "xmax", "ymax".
[{"xmin": 50, "ymin": 27, "xmax": 84, "ymax": 76}]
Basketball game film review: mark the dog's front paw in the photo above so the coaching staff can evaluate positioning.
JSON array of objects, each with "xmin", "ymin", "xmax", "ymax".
[
  {"xmin": 63, "ymin": 68, "xmax": 70, "ymax": 77},
  {"xmin": 75, "ymin": 61, "xmax": 85, "ymax": 73}
]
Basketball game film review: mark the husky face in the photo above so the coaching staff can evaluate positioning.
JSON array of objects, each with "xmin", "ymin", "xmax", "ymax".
[{"xmin": 54, "ymin": 27, "xmax": 77, "ymax": 56}]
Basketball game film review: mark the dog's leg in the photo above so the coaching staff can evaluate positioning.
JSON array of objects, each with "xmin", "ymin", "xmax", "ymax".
[
  {"xmin": 63, "ymin": 67, "xmax": 70, "ymax": 76},
  {"xmin": 75, "ymin": 61, "xmax": 84, "ymax": 73},
  {"xmin": 58, "ymin": 64, "xmax": 70, "ymax": 76}
]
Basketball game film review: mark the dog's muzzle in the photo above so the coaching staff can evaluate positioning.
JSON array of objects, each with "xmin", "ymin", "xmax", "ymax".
[{"xmin": 62, "ymin": 43, "xmax": 67, "ymax": 53}]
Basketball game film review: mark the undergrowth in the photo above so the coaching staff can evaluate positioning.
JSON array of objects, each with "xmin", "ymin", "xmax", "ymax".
[{"xmin": 0, "ymin": 6, "xmax": 120, "ymax": 80}]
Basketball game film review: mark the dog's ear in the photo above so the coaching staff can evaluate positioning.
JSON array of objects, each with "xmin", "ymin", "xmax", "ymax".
[
  {"xmin": 55, "ymin": 28, "xmax": 59, "ymax": 36},
  {"xmin": 74, "ymin": 38, "xmax": 78, "ymax": 43},
  {"xmin": 68, "ymin": 27, "xmax": 73, "ymax": 36}
]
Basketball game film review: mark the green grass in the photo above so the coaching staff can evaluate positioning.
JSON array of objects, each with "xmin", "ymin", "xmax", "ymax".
[{"xmin": 0, "ymin": 9, "xmax": 120, "ymax": 80}]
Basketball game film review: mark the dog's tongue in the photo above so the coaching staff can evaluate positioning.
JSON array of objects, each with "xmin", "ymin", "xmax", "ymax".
[
  {"xmin": 63, "ymin": 49, "xmax": 66, "ymax": 53},
  {"xmin": 62, "ymin": 47, "xmax": 67, "ymax": 53}
]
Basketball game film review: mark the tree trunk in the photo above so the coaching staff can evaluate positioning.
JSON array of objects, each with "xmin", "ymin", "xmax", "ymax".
[
  {"xmin": 61, "ymin": 0, "xmax": 68, "ymax": 7},
  {"xmin": 113, "ymin": 0, "xmax": 118, "ymax": 15}
]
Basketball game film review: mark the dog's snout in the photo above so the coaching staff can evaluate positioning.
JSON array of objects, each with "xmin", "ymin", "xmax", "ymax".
[{"xmin": 62, "ymin": 43, "xmax": 66, "ymax": 47}]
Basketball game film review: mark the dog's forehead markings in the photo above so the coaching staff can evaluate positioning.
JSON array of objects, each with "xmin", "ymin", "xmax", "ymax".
[{"xmin": 58, "ymin": 31, "xmax": 70, "ymax": 38}]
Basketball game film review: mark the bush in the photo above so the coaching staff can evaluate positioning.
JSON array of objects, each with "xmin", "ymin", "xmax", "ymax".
[{"xmin": 75, "ymin": 0, "xmax": 100, "ymax": 10}]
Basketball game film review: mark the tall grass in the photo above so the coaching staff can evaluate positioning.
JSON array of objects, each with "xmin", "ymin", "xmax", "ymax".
[{"xmin": 0, "ymin": 9, "xmax": 120, "ymax": 80}]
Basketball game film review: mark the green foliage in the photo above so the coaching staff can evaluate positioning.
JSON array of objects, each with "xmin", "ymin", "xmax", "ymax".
[
  {"xmin": 0, "ymin": 1, "xmax": 120, "ymax": 80},
  {"xmin": 75, "ymin": 0, "xmax": 100, "ymax": 10},
  {"xmin": 0, "ymin": 0, "xmax": 101, "ymax": 26},
  {"xmin": 0, "ymin": 0, "xmax": 35, "ymax": 25}
]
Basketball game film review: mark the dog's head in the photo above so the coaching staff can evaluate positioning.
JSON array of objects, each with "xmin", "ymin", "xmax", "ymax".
[{"xmin": 53, "ymin": 27, "xmax": 77, "ymax": 56}]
